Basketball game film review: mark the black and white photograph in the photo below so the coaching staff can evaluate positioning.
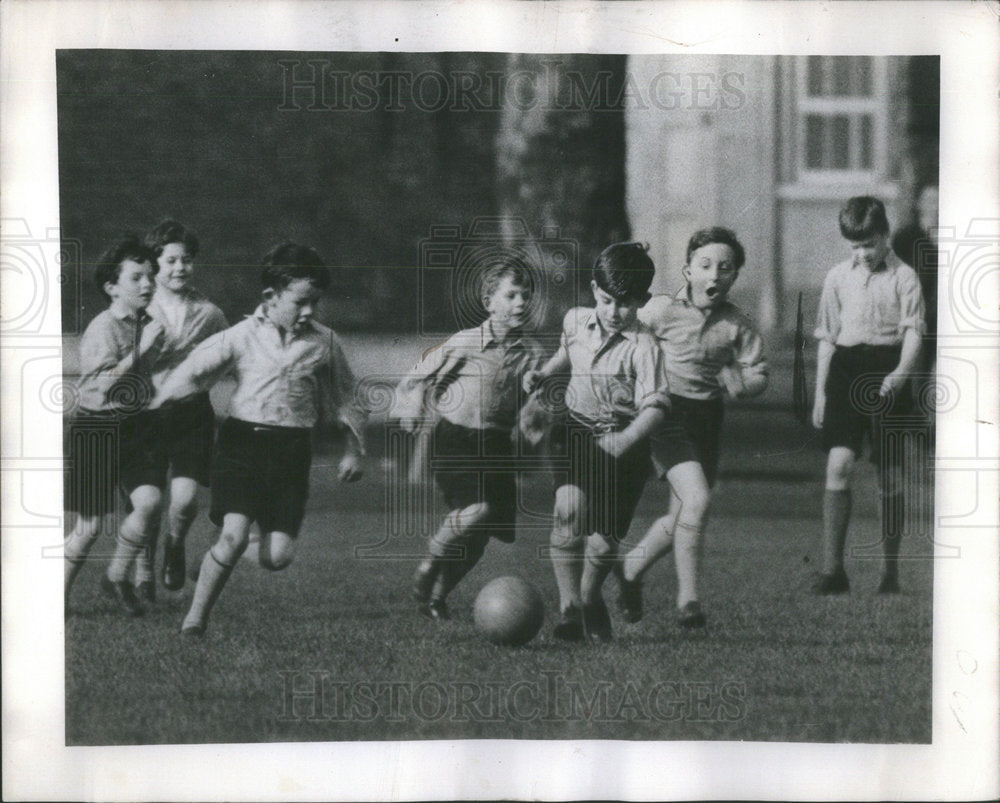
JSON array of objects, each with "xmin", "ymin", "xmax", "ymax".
[{"xmin": 2, "ymin": 1, "xmax": 998, "ymax": 800}]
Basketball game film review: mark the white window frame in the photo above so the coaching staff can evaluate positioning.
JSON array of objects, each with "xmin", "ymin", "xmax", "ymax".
[{"xmin": 795, "ymin": 56, "xmax": 888, "ymax": 185}]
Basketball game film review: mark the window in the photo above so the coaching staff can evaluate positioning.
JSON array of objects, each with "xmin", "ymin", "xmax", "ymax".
[{"xmin": 797, "ymin": 56, "xmax": 885, "ymax": 180}]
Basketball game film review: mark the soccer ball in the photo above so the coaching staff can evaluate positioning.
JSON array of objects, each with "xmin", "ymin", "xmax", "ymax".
[{"xmin": 473, "ymin": 576, "xmax": 545, "ymax": 646}]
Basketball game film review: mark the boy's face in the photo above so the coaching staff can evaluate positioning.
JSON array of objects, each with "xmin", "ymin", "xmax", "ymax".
[
  {"xmin": 683, "ymin": 242, "xmax": 739, "ymax": 310},
  {"xmin": 156, "ymin": 242, "xmax": 194, "ymax": 292},
  {"xmin": 263, "ymin": 277, "xmax": 322, "ymax": 334},
  {"xmin": 484, "ymin": 275, "xmax": 530, "ymax": 331},
  {"xmin": 591, "ymin": 280, "xmax": 644, "ymax": 334},
  {"xmin": 847, "ymin": 233, "xmax": 890, "ymax": 272},
  {"xmin": 105, "ymin": 259, "xmax": 156, "ymax": 312}
]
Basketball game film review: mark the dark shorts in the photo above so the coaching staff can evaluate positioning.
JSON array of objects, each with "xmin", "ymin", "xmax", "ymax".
[
  {"xmin": 209, "ymin": 417, "xmax": 313, "ymax": 536},
  {"xmin": 822, "ymin": 344, "xmax": 916, "ymax": 466},
  {"xmin": 154, "ymin": 392, "xmax": 216, "ymax": 486},
  {"xmin": 64, "ymin": 409, "xmax": 165, "ymax": 517},
  {"xmin": 564, "ymin": 414, "xmax": 651, "ymax": 542},
  {"xmin": 651, "ymin": 394, "xmax": 724, "ymax": 487},
  {"xmin": 430, "ymin": 418, "xmax": 517, "ymax": 543}
]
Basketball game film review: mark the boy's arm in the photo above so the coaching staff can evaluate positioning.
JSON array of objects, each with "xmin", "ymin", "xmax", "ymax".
[
  {"xmin": 389, "ymin": 339, "xmax": 453, "ymax": 431},
  {"xmin": 598, "ymin": 406, "xmax": 666, "ymax": 458},
  {"xmin": 880, "ymin": 327, "xmax": 922, "ymax": 397},
  {"xmin": 812, "ymin": 339, "xmax": 835, "ymax": 430},
  {"xmin": 319, "ymin": 333, "xmax": 367, "ymax": 482},
  {"xmin": 719, "ymin": 318, "xmax": 769, "ymax": 399},
  {"xmin": 524, "ymin": 311, "xmax": 575, "ymax": 393},
  {"xmin": 154, "ymin": 328, "xmax": 234, "ymax": 405},
  {"xmin": 599, "ymin": 335, "xmax": 670, "ymax": 457}
]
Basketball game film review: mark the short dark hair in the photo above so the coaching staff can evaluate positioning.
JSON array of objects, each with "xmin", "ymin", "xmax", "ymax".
[
  {"xmin": 592, "ymin": 241, "xmax": 655, "ymax": 302},
  {"xmin": 839, "ymin": 196, "xmax": 890, "ymax": 240},
  {"xmin": 260, "ymin": 242, "xmax": 330, "ymax": 292},
  {"xmin": 480, "ymin": 257, "xmax": 533, "ymax": 302},
  {"xmin": 145, "ymin": 218, "xmax": 200, "ymax": 259},
  {"xmin": 686, "ymin": 226, "xmax": 746, "ymax": 269},
  {"xmin": 94, "ymin": 235, "xmax": 157, "ymax": 301}
]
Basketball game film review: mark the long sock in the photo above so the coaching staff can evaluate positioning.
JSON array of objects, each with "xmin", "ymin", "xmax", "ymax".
[
  {"xmin": 550, "ymin": 542, "xmax": 583, "ymax": 611},
  {"xmin": 623, "ymin": 513, "xmax": 676, "ymax": 582},
  {"xmin": 880, "ymin": 489, "xmax": 904, "ymax": 581},
  {"xmin": 133, "ymin": 529, "xmax": 159, "ymax": 583},
  {"xmin": 183, "ymin": 550, "xmax": 236, "ymax": 630},
  {"xmin": 64, "ymin": 527, "xmax": 100, "ymax": 596},
  {"xmin": 167, "ymin": 507, "xmax": 195, "ymax": 548},
  {"xmin": 107, "ymin": 522, "xmax": 147, "ymax": 582},
  {"xmin": 674, "ymin": 521, "xmax": 704, "ymax": 608},
  {"xmin": 580, "ymin": 550, "xmax": 614, "ymax": 606},
  {"xmin": 432, "ymin": 537, "xmax": 486, "ymax": 601},
  {"xmin": 822, "ymin": 489, "xmax": 852, "ymax": 574}
]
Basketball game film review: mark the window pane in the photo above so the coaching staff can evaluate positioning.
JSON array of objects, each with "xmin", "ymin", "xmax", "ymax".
[
  {"xmin": 859, "ymin": 114, "xmax": 873, "ymax": 168},
  {"xmin": 831, "ymin": 115, "xmax": 850, "ymax": 169},
  {"xmin": 853, "ymin": 57, "xmax": 873, "ymax": 96},
  {"xmin": 833, "ymin": 57, "xmax": 852, "ymax": 95},
  {"xmin": 806, "ymin": 114, "xmax": 825, "ymax": 167},
  {"xmin": 807, "ymin": 56, "xmax": 826, "ymax": 96}
]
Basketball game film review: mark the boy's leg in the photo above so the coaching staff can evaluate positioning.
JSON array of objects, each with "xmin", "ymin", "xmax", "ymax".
[
  {"xmin": 877, "ymin": 463, "xmax": 905, "ymax": 593},
  {"xmin": 183, "ymin": 512, "xmax": 252, "ymax": 635},
  {"xmin": 415, "ymin": 503, "xmax": 491, "ymax": 618},
  {"xmin": 105, "ymin": 484, "xmax": 163, "ymax": 615},
  {"xmin": 63, "ymin": 514, "xmax": 103, "ymax": 602},
  {"xmin": 815, "ymin": 446, "xmax": 856, "ymax": 593},
  {"xmin": 161, "ymin": 476, "xmax": 200, "ymax": 590},
  {"xmin": 664, "ymin": 462, "xmax": 711, "ymax": 616},
  {"xmin": 549, "ymin": 485, "xmax": 587, "ymax": 639},
  {"xmin": 258, "ymin": 530, "xmax": 296, "ymax": 572},
  {"xmin": 580, "ymin": 532, "xmax": 615, "ymax": 641}
]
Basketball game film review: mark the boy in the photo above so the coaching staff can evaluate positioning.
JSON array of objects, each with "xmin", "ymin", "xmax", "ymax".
[
  {"xmin": 153, "ymin": 242, "xmax": 366, "ymax": 636},
  {"xmin": 524, "ymin": 242, "xmax": 669, "ymax": 642},
  {"xmin": 396, "ymin": 261, "xmax": 545, "ymax": 620},
  {"xmin": 63, "ymin": 236, "xmax": 167, "ymax": 616},
  {"xmin": 617, "ymin": 227, "xmax": 768, "ymax": 629},
  {"xmin": 812, "ymin": 196, "xmax": 925, "ymax": 594},
  {"xmin": 131, "ymin": 219, "xmax": 228, "ymax": 601}
]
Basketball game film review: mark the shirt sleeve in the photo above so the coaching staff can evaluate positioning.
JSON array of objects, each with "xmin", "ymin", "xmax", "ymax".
[
  {"xmin": 206, "ymin": 304, "xmax": 229, "ymax": 337},
  {"xmin": 813, "ymin": 270, "xmax": 841, "ymax": 343},
  {"xmin": 78, "ymin": 316, "xmax": 121, "ymax": 376},
  {"xmin": 320, "ymin": 332, "xmax": 368, "ymax": 454},
  {"xmin": 733, "ymin": 316, "xmax": 769, "ymax": 398},
  {"xmin": 631, "ymin": 334, "xmax": 672, "ymax": 413},
  {"xmin": 389, "ymin": 338, "xmax": 452, "ymax": 422},
  {"xmin": 161, "ymin": 326, "xmax": 237, "ymax": 398},
  {"xmin": 896, "ymin": 267, "xmax": 927, "ymax": 336}
]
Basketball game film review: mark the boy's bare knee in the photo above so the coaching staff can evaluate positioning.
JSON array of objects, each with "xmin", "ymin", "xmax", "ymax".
[
  {"xmin": 213, "ymin": 529, "xmax": 250, "ymax": 565},
  {"xmin": 259, "ymin": 535, "xmax": 295, "ymax": 571},
  {"xmin": 551, "ymin": 487, "xmax": 585, "ymax": 551},
  {"xmin": 585, "ymin": 533, "xmax": 614, "ymax": 561}
]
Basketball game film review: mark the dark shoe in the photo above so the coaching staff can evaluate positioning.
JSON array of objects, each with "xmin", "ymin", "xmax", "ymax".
[
  {"xmin": 419, "ymin": 597, "xmax": 450, "ymax": 620},
  {"xmin": 412, "ymin": 562, "xmax": 436, "ymax": 604},
  {"xmin": 100, "ymin": 575, "xmax": 144, "ymax": 617},
  {"xmin": 135, "ymin": 580, "xmax": 156, "ymax": 605},
  {"xmin": 582, "ymin": 599, "xmax": 613, "ymax": 642},
  {"xmin": 877, "ymin": 574, "xmax": 900, "ymax": 594},
  {"xmin": 162, "ymin": 539, "xmax": 186, "ymax": 591},
  {"xmin": 811, "ymin": 567, "xmax": 850, "ymax": 595},
  {"xmin": 616, "ymin": 574, "xmax": 644, "ymax": 623},
  {"xmin": 180, "ymin": 622, "xmax": 206, "ymax": 638},
  {"xmin": 678, "ymin": 600, "xmax": 706, "ymax": 629},
  {"xmin": 552, "ymin": 604, "xmax": 584, "ymax": 642}
]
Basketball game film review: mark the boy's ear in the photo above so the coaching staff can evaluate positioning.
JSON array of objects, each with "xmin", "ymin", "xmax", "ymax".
[
  {"xmin": 681, "ymin": 265, "xmax": 691, "ymax": 282},
  {"xmin": 261, "ymin": 287, "xmax": 276, "ymax": 302},
  {"xmin": 103, "ymin": 280, "xmax": 118, "ymax": 299}
]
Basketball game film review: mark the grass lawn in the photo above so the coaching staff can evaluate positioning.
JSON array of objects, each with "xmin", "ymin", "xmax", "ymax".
[{"xmin": 64, "ymin": 407, "xmax": 933, "ymax": 745}]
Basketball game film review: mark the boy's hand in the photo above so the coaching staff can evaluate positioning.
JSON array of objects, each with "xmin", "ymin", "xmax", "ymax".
[
  {"xmin": 397, "ymin": 417, "xmax": 421, "ymax": 434},
  {"xmin": 523, "ymin": 370, "xmax": 542, "ymax": 394},
  {"xmin": 879, "ymin": 371, "xmax": 907, "ymax": 398},
  {"xmin": 596, "ymin": 431, "xmax": 630, "ymax": 458},
  {"xmin": 337, "ymin": 454, "xmax": 363, "ymax": 483},
  {"xmin": 811, "ymin": 392, "xmax": 825, "ymax": 429},
  {"xmin": 718, "ymin": 364, "xmax": 746, "ymax": 399}
]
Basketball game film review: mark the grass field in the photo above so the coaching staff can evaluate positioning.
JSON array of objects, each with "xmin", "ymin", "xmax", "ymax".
[{"xmin": 63, "ymin": 378, "xmax": 934, "ymax": 746}]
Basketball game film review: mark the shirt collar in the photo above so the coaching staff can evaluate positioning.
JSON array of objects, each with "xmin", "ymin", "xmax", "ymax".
[
  {"xmin": 479, "ymin": 320, "xmax": 523, "ymax": 350},
  {"xmin": 250, "ymin": 304, "xmax": 316, "ymax": 340},
  {"xmin": 109, "ymin": 304, "xmax": 150, "ymax": 323},
  {"xmin": 674, "ymin": 284, "xmax": 725, "ymax": 318},
  {"xmin": 583, "ymin": 308, "xmax": 638, "ymax": 343}
]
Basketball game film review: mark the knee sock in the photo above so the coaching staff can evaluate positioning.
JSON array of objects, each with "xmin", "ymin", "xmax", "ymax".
[
  {"xmin": 432, "ymin": 536, "xmax": 487, "ymax": 601},
  {"xmin": 674, "ymin": 521, "xmax": 704, "ymax": 608},
  {"xmin": 167, "ymin": 508, "xmax": 196, "ymax": 547},
  {"xmin": 623, "ymin": 513, "xmax": 676, "ymax": 583},
  {"xmin": 183, "ymin": 549, "xmax": 237, "ymax": 630},
  {"xmin": 880, "ymin": 489, "xmax": 905, "ymax": 580},
  {"xmin": 822, "ymin": 489, "xmax": 852, "ymax": 575},
  {"xmin": 64, "ymin": 528, "xmax": 100, "ymax": 595},
  {"xmin": 580, "ymin": 548, "xmax": 614, "ymax": 606},
  {"xmin": 133, "ymin": 529, "xmax": 159, "ymax": 583},
  {"xmin": 107, "ymin": 521, "xmax": 147, "ymax": 583},
  {"xmin": 550, "ymin": 541, "xmax": 583, "ymax": 612}
]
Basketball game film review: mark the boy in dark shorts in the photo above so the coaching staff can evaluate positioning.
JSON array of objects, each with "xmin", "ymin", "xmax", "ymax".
[
  {"xmin": 63, "ymin": 236, "xmax": 167, "ymax": 616},
  {"xmin": 524, "ymin": 242, "xmax": 670, "ymax": 642},
  {"xmin": 396, "ymin": 261, "xmax": 545, "ymax": 620},
  {"xmin": 617, "ymin": 227, "xmax": 768, "ymax": 629},
  {"xmin": 812, "ymin": 196, "xmax": 925, "ymax": 594},
  {"xmin": 153, "ymin": 243, "xmax": 366, "ymax": 636},
  {"xmin": 131, "ymin": 219, "xmax": 228, "ymax": 600}
]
